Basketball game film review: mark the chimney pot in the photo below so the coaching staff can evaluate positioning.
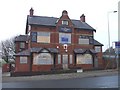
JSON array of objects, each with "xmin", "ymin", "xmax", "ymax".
[
  {"xmin": 62, "ymin": 10, "xmax": 68, "ymax": 15},
  {"xmin": 29, "ymin": 8, "xmax": 34, "ymax": 16},
  {"xmin": 80, "ymin": 14, "xmax": 85, "ymax": 22}
]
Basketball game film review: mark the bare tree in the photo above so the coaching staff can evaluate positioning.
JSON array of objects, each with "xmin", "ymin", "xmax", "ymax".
[{"xmin": 1, "ymin": 37, "xmax": 16, "ymax": 63}]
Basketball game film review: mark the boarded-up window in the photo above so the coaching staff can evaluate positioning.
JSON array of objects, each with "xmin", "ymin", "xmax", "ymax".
[
  {"xmin": 20, "ymin": 57, "xmax": 27, "ymax": 64},
  {"xmin": 58, "ymin": 54, "xmax": 61, "ymax": 64},
  {"xmin": 20, "ymin": 42, "xmax": 25, "ymax": 48},
  {"xmin": 33, "ymin": 53, "xmax": 53, "ymax": 65},
  {"xmin": 69, "ymin": 55, "xmax": 72, "ymax": 64},
  {"xmin": 79, "ymin": 35, "xmax": 93, "ymax": 45},
  {"xmin": 79, "ymin": 39, "xmax": 89, "ymax": 44},
  {"xmin": 31, "ymin": 32, "xmax": 37, "ymax": 42},
  {"xmin": 37, "ymin": 32, "xmax": 50, "ymax": 43},
  {"xmin": 59, "ymin": 33, "xmax": 71, "ymax": 44},
  {"xmin": 77, "ymin": 54, "xmax": 92, "ymax": 64},
  {"xmin": 95, "ymin": 46, "xmax": 101, "ymax": 52}
]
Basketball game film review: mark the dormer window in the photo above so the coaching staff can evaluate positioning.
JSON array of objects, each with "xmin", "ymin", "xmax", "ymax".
[{"xmin": 62, "ymin": 20, "xmax": 68, "ymax": 25}]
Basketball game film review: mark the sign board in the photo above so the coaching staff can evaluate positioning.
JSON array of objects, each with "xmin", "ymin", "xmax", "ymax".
[{"xmin": 115, "ymin": 42, "xmax": 120, "ymax": 54}]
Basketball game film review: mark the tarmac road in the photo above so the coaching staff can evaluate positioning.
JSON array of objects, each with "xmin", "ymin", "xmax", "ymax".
[{"xmin": 2, "ymin": 75, "xmax": 118, "ymax": 88}]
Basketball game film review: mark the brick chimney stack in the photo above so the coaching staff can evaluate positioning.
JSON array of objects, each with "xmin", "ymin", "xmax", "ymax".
[
  {"xmin": 80, "ymin": 14, "xmax": 85, "ymax": 22},
  {"xmin": 29, "ymin": 8, "xmax": 34, "ymax": 16},
  {"xmin": 62, "ymin": 10, "xmax": 68, "ymax": 15}
]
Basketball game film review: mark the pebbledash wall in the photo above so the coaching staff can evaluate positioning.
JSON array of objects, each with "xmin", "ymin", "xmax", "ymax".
[{"xmin": 14, "ymin": 8, "xmax": 104, "ymax": 73}]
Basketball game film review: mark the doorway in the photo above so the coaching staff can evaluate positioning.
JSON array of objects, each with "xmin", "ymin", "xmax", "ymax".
[{"xmin": 62, "ymin": 54, "xmax": 68, "ymax": 69}]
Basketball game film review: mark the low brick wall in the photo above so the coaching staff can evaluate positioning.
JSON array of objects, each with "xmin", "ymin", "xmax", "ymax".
[
  {"xmin": 2, "ymin": 64, "xmax": 10, "ymax": 72},
  {"xmin": 10, "ymin": 69, "xmax": 77, "ymax": 77}
]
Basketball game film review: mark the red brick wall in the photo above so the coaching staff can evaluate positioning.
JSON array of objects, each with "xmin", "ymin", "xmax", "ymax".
[
  {"xmin": 76, "ymin": 64, "xmax": 93, "ymax": 70},
  {"xmin": 2, "ymin": 64, "xmax": 10, "ymax": 72},
  {"xmin": 15, "ymin": 42, "xmax": 28, "ymax": 53},
  {"xmin": 15, "ymin": 56, "xmax": 30, "ymax": 72},
  {"xmin": 32, "ymin": 65, "xmax": 53, "ymax": 71},
  {"xmin": 97, "ymin": 46, "xmax": 104, "ymax": 68}
]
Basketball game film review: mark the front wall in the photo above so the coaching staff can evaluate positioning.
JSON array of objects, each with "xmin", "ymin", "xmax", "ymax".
[
  {"xmin": 15, "ymin": 56, "xmax": 30, "ymax": 72},
  {"xmin": 32, "ymin": 65, "xmax": 52, "ymax": 71},
  {"xmin": 94, "ymin": 46, "xmax": 104, "ymax": 68}
]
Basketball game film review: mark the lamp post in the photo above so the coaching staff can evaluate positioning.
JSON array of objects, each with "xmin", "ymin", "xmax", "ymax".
[
  {"xmin": 105, "ymin": 11, "xmax": 117, "ymax": 69},
  {"xmin": 107, "ymin": 11, "xmax": 117, "ymax": 53}
]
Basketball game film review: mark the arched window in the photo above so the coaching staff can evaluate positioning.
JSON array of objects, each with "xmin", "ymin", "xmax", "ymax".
[
  {"xmin": 77, "ymin": 54, "xmax": 92, "ymax": 64},
  {"xmin": 33, "ymin": 49, "xmax": 53, "ymax": 65}
]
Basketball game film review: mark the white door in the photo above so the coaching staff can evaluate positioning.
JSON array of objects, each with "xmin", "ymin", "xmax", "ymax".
[{"xmin": 62, "ymin": 55, "xmax": 68, "ymax": 69}]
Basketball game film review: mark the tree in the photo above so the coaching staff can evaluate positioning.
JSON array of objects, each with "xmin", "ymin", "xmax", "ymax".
[{"xmin": 1, "ymin": 37, "xmax": 16, "ymax": 63}]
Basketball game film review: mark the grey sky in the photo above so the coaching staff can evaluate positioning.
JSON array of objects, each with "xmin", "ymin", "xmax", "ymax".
[{"xmin": 0, "ymin": 0, "xmax": 118, "ymax": 51}]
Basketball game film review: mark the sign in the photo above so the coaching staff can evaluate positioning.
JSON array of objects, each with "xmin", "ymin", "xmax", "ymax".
[
  {"xmin": 115, "ymin": 42, "xmax": 120, "ymax": 48},
  {"xmin": 59, "ymin": 33, "xmax": 71, "ymax": 44},
  {"xmin": 59, "ymin": 27, "xmax": 72, "ymax": 33},
  {"xmin": 61, "ymin": 37, "xmax": 68, "ymax": 42},
  {"xmin": 115, "ymin": 42, "xmax": 120, "ymax": 54}
]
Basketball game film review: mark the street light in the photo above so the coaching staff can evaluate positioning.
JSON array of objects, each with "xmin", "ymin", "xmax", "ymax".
[
  {"xmin": 105, "ymin": 11, "xmax": 117, "ymax": 69},
  {"xmin": 107, "ymin": 11, "xmax": 117, "ymax": 53}
]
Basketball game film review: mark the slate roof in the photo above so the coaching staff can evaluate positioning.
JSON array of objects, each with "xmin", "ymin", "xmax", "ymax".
[
  {"xmin": 15, "ymin": 48, "xmax": 59, "ymax": 56},
  {"xmin": 15, "ymin": 49, "xmax": 31, "ymax": 56},
  {"xmin": 27, "ymin": 16, "xmax": 96, "ymax": 31},
  {"xmin": 89, "ymin": 49, "xmax": 97, "ymax": 54},
  {"xmin": 15, "ymin": 35, "xmax": 30, "ymax": 42},
  {"xmin": 93, "ymin": 39, "xmax": 103, "ymax": 46},
  {"xmin": 74, "ymin": 48, "xmax": 86, "ymax": 54},
  {"xmin": 74, "ymin": 49, "xmax": 97, "ymax": 54}
]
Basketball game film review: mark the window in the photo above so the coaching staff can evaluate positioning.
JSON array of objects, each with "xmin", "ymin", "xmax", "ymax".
[
  {"xmin": 33, "ymin": 53, "xmax": 53, "ymax": 65},
  {"xmin": 58, "ymin": 54, "xmax": 61, "ymax": 64},
  {"xmin": 89, "ymin": 36, "xmax": 93, "ymax": 44},
  {"xmin": 20, "ymin": 42, "xmax": 25, "ymax": 48},
  {"xmin": 79, "ymin": 35, "xmax": 90, "ymax": 45},
  {"xmin": 77, "ymin": 54, "xmax": 92, "ymax": 64},
  {"xmin": 62, "ymin": 20, "xmax": 68, "ymax": 25},
  {"xmin": 69, "ymin": 55, "xmax": 72, "ymax": 64},
  {"xmin": 31, "ymin": 32, "xmax": 37, "ymax": 42},
  {"xmin": 37, "ymin": 32, "xmax": 50, "ymax": 43},
  {"xmin": 95, "ymin": 46, "xmax": 101, "ymax": 52},
  {"xmin": 20, "ymin": 57, "xmax": 27, "ymax": 64},
  {"xmin": 59, "ymin": 33, "xmax": 71, "ymax": 44}
]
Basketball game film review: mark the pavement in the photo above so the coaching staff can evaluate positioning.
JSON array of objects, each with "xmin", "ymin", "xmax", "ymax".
[{"xmin": 2, "ymin": 69, "xmax": 118, "ymax": 83}]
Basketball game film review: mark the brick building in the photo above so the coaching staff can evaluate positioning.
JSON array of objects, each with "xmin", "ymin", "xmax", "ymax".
[{"xmin": 14, "ymin": 8, "xmax": 103, "ymax": 74}]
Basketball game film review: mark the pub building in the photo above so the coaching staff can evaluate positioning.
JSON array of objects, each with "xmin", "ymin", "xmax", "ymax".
[{"xmin": 14, "ymin": 8, "xmax": 103, "ymax": 75}]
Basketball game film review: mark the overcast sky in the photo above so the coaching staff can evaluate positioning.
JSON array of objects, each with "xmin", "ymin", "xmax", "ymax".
[{"xmin": 0, "ymin": 0, "xmax": 118, "ymax": 51}]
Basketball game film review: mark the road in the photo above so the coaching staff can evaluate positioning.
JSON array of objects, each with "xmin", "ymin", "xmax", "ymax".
[{"xmin": 2, "ymin": 75, "xmax": 118, "ymax": 88}]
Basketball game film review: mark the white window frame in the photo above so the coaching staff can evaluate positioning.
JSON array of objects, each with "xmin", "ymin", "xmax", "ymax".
[
  {"xmin": 58, "ymin": 54, "xmax": 61, "ymax": 64},
  {"xmin": 62, "ymin": 20, "xmax": 68, "ymax": 25},
  {"xmin": 20, "ymin": 57, "xmax": 27, "ymax": 64}
]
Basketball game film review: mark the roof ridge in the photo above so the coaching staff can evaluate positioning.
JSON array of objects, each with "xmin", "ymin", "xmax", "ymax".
[{"xmin": 29, "ymin": 15, "xmax": 59, "ymax": 19}]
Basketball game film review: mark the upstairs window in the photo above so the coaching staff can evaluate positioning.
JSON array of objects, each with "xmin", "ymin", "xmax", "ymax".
[
  {"xmin": 78, "ymin": 35, "xmax": 93, "ymax": 45},
  {"xmin": 79, "ymin": 35, "xmax": 89, "ymax": 45},
  {"xmin": 62, "ymin": 20, "xmax": 68, "ymax": 25},
  {"xmin": 31, "ymin": 32, "xmax": 37, "ymax": 42},
  {"xmin": 37, "ymin": 32, "xmax": 50, "ymax": 43},
  {"xmin": 20, "ymin": 42, "xmax": 25, "ymax": 49},
  {"xmin": 59, "ymin": 33, "xmax": 71, "ymax": 44}
]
